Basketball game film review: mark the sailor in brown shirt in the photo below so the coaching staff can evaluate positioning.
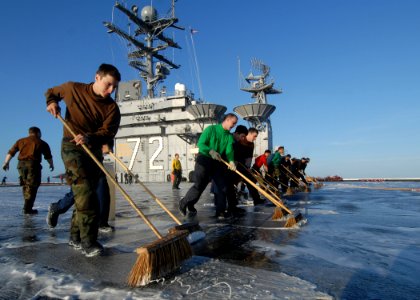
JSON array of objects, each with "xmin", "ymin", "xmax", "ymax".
[
  {"xmin": 45, "ymin": 63, "xmax": 121, "ymax": 257},
  {"xmin": 2, "ymin": 127, "xmax": 54, "ymax": 214}
]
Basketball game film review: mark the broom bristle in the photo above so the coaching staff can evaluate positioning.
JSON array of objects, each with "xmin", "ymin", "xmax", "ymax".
[
  {"xmin": 286, "ymin": 187, "xmax": 294, "ymax": 196},
  {"xmin": 271, "ymin": 207, "xmax": 284, "ymax": 220},
  {"xmin": 127, "ymin": 230, "xmax": 192, "ymax": 287},
  {"xmin": 169, "ymin": 222, "xmax": 202, "ymax": 234},
  {"xmin": 285, "ymin": 216, "xmax": 297, "ymax": 228}
]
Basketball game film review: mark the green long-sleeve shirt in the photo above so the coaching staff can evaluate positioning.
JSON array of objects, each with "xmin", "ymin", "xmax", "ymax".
[
  {"xmin": 271, "ymin": 152, "xmax": 282, "ymax": 167},
  {"xmin": 198, "ymin": 124, "xmax": 235, "ymax": 162}
]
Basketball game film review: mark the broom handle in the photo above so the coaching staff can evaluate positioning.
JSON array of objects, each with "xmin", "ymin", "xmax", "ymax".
[
  {"xmin": 264, "ymin": 171, "xmax": 289, "ymax": 188},
  {"xmin": 221, "ymin": 159, "xmax": 292, "ymax": 214},
  {"xmin": 57, "ymin": 115, "xmax": 163, "ymax": 239},
  {"xmin": 248, "ymin": 168, "xmax": 282, "ymax": 201},
  {"xmin": 109, "ymin": 151, "xmax": 182, "ymax": 226},
  {"xmin": 280, "ymin": 165, "xmax": 304, "ymax": 186},
  {"xmin": 237, "ymin": 161, "xmax": 280, "ymax": 193},
  {"xmin": 307, "ymin": 174, "xmax": 322, "ymax": 186},
  {"xmin": 250, "ymin": 168, "xmax": 279, "ymax": 193},
  {"xmin": 235, "ymin": 162, "xmax": 281, "ymax": 203}
]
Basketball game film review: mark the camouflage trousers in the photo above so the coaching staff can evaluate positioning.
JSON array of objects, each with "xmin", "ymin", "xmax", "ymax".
[
  {"xmin": 61, "ymin": 141, "xmax": 102, "ymax": 247},
  {"xmin": 17, "ymin": 160, "xmax": 41, "ymax": 211}
]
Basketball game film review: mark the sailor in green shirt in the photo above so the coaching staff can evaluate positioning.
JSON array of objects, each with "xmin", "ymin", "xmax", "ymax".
[
  {"xmin": 179, "ymin": 113, "xmax": 238, "ymax": 219},
  {"xmin": 269, "ymin": 146, "xmax": 285, "ymax": 179}
]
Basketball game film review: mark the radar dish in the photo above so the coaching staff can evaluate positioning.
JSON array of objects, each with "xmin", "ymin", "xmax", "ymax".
[
  {"xmin": 187, "ymin": 103, "xmax": 227, "ymax": 120},
  {"xmin": 234, "ymin": 104, "xmax": 276, "ymax": 123}
]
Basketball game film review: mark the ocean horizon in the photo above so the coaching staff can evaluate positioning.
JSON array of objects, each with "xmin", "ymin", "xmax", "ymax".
[{"xmin": 0, "ymin": 181, "xmax": 419, "ymax": 299}]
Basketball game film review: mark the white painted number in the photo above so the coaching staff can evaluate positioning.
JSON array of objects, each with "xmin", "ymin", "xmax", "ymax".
[
  {"xmin": 126, "ymin": 138, "xmax": 141, "ymax": 170},
  {"xmin": 149, "ymin": 137, "xmax": 163, "ymax": 170},
  {"xmin": 125, "ymin": 137, "xmax": 164, "ymax": 170}
]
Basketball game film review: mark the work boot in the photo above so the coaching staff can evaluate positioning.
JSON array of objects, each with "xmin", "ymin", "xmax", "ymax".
[
  {"xmin": 82, "ymin": 241, "xmax": 104, "ymax": 257},
  {"xmin": 215, "ymin": 211, "xmax": 232, "ymax": 220},
  {"xmin": 68, "ymin": 236, "xmax": 82, "ymax": 250},
  {"xmin": 99, "ymin": 224, "xmax": 115, "ymax": 233},
  {"xmin": 46, "ymin": 203, "xmax": 60, "ymax": 228}
]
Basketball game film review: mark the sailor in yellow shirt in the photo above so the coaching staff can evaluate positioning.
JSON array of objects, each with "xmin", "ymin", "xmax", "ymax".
[{"xmin": 171, "ymin": 153, "xmax": 182, "ymax": 189}]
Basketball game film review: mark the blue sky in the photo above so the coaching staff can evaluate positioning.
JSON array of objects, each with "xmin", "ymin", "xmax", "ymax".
[{"xmin": 1, "ymin": 0, "xmax": 419, "ymax": 181}]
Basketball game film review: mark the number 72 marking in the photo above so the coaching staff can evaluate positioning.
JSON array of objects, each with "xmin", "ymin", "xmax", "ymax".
[{"xmin": 126, "ymin": 137, "xmax": 163, "ymax": 170}]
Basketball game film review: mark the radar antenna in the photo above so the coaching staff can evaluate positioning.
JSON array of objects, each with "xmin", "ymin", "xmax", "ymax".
[
  {"xmin": 235, "ymin": 59, "xmax": 282, "ymax": 151},
  {"xmin": 104, "ymin": 1, "xmax": 184, "ymax": 98}
]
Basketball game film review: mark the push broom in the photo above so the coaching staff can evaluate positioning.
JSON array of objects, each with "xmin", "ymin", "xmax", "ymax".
[
  {"xmin": 108, "ymin": 151, "xmax": 205, "ymax": 243},
  {"xmin": 57, "ymin": 115, "xmax": 192, "ymax": 287},
  {"xmin": 281, "ymin": 165, "xmax": 310, "ymax": 192},
  {"xmin": 221, "ymin": 159, "xmax": 302, "ymax": 227},
  {"xmin": 236, "ymin": 162, "xmax": 281, "ymax": 201},
  {"xmin": 246, "ymin": 167, "xmax": 290, "ymax": 221},
  {"xmin": 249, "ymin": 168, "xmax": 282, "ymax": 199},
  {"xmin": 306, "ymin": 175, "xmax": 323, "ymax": 189},
  {"xmin": 264, "ymin": 171, "xmax": 294, "ymax": 196}
]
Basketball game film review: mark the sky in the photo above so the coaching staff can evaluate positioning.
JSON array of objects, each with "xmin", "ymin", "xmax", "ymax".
[{"xmin": 1, "ymin": 0, "xmax": 419, "ymax": 181}]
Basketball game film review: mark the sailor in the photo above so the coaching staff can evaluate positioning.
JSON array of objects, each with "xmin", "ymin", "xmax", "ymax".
[
  {"xmin": 225, "ymin": 125, "xmax": 248, "ymax": 215},
  {"xmin": 179, "ymin": 113, "xmax": 237, "ymax": 219},
  {"xmin": 279, "ymin": 154, "xmax": 292, "ymax": 193},
  {"xmin": 45, "ymin": 63, "xmax": 121, "ymax": 257},
  {"xmin": 237, "ymin": 127, "xmax": 262, "ymax": 206},
  {"xmin": 290, "ymin": 157, "xmax": 308, "ymax": 188},
  {"xmin": 252, "ymin": 149, "xmax": 271, "ymax": 175},
  {"xmin": 171, "ymin": 153, "xmax": 182, "ymax": 189},
  {"xmin": 271, "ymin": 146, "xmax": 285, "ymax": 180},
  {"xmin": 2, "ymin": 127, "xmax": 54, "ymax": 214},
  {"xmin": 301, "ymin": 157, "xmax": 310, "ymax": 176}
]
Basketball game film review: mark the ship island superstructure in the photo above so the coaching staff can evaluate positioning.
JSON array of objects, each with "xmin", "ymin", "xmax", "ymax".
[{"xmin": 104, "ymin": 2, "xmax": 281, "ymax": 182}]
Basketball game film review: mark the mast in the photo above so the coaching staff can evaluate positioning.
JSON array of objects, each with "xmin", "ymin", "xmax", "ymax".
[
  {"xmin": 234, "ymin": 59, "xmax": 282, "ymax": 152},
  {"xmin": 104, "ymin": 1, "xmax": 183, "ymax": 98}
]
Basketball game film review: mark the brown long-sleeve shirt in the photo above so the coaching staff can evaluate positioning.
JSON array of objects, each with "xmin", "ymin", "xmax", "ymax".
[
  {"xmin": 45, "ymin": 81, "xmax": 120, "ymax": 148},
  {"xmin": 8, "ymin": 136, "xmax": 52, "ymax": 162}
]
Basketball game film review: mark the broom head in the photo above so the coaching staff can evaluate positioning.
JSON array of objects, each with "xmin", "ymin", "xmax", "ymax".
[
  {"xmin": 271, "ymin": 206, "xmax": 285, "ymax": 220},
  {"xmin": 286, "ymin": 187, "xmax": 294, "ymax": 196},
  {"xmin": 168, "ymin": 221, "xmax": 202, "ymax": 234},
  {"xmin": 127, "ymin": 230, "xmax": 192, "ymax": 287},
  {"xmin": 285, "ymin": 210, "xmax": 304, "ymax": 228}
]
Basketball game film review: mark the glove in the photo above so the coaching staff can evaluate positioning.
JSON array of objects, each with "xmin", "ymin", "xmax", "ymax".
[
  {"xmin": 50, "ymin": 165, "xmax": 54, "ymax": 172},
  {"xmin": 209, "ymin": 149, "xmax": 221, "ymax": 161},
  {"xmin": 228, "ymin": 161, "xmax": 237, "ymax": 171},
  {"xmin": 2, "ymin": 162, "xmax": 9, "ymax": 171}
]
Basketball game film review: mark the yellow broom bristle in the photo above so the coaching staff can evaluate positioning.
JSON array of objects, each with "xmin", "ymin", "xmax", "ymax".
[
  {"xmin": 127, "ymin": 247, "xmax": 151, "ymax": 287},
  {"xmin": 127, "ymin": 230, "xmax": 192, "ymax": 287},
  {"xmin": 285, "ymin": 216, "xmax": 297, "ymax": 228},
  {"xmin": 271, "ymin": 207, "xmax": 284, "ymax": 220}
]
